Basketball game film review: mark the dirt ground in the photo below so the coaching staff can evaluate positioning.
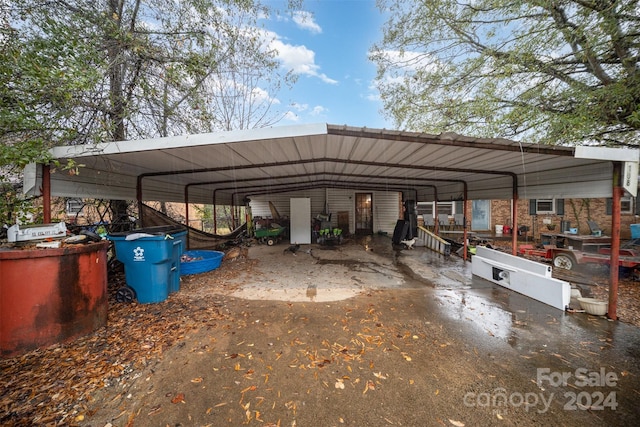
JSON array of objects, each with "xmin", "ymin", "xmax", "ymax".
[{"xmin": 2, "ymin": 236, "xmax": 639, "ymax": 426}]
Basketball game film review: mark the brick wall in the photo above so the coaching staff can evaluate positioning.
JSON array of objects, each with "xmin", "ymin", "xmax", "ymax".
[{"xmin": 488, "ymin": 198, "xmax": 638, "ymax": 240}]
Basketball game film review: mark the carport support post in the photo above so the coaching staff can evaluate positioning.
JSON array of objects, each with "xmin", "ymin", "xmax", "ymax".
[
  {"xmin": 434, "ymin": 199, "xmax": 439, "ymax": 235},
  {"xmin": 608, "ymin": 162, "xmax": 623, "ymax": 320},
  {"xmin": 184, "ymin": 186, "xmax": 190, "ymax": 232},
  {"xmin": 231, "ymin": 195, "xmax": 236, "ymax": 230},
  {"xmin": 42, "ymin": 164, "xmax": 51, "ymax": 223},
  {"xmin": 511, "ymin": 189, "xmax": 518, "ymax": 256},
  {"xmin": 462, "ymin": 184, "xmax": 468, "ymax": 261},
  {"xmin": 136, "ymin": 176, "xmax": 143, "ymax": 226},
  {"xmin": 213, "ymin": 190, "xmax": 218, "ymax": 234},
  {"xmin": 506, "ymin": 173, "xmax": 519, "ymax": 256}
]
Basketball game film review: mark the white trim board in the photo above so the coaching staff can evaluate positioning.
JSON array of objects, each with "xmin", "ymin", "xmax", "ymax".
[{"xmin": 472, "ymin": 247, "xmax": 571, "ymax": 311}]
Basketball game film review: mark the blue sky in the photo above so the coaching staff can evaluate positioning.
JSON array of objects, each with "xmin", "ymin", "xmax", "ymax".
[{"xmin": 260, "ymin": 0, "xmax": 393, "ymax": 129}]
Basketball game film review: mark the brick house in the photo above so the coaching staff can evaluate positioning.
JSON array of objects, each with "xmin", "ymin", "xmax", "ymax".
[
  {"xmin": 486, "ymin": 197, "xmax": 639, "ymax": 240},
  {"xmin": 416, "ymin": 196, "xmax": 638, "ymax": 241}
]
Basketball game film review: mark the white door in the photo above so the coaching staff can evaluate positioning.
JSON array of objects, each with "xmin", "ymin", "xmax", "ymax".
[
  {"xmin": 471, "ymin": 200, "xmax": 490, "ymax": 231},
  {"xmin": 290, "ymin": 198, "xmax": 311, "ymax": 244}
]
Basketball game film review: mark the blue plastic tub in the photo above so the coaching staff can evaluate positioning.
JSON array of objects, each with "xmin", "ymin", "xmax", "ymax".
[
  {"xmin": 108, "ymin": 226, "xmax": 187, "ymax": 303},
  {"xmin": 180, "ymin": 250, "xmax": 224, "ymax": 276},
  {"xmin": 631, "ymin": 224, "xmax": 640, "ymax": 239}
]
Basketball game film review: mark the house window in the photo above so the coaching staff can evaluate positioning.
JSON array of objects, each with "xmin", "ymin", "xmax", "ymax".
[
  {"xmin": 535, "ymin": 199, "xmax": 555, "ymax": 214},
  {"xmin": 416, "ymin": 202, "xmax": 433, "ymax": 218},
  {"xmin": 66, "ymin": 199, "xmax": 84, "ymax": 216},
  {"xmin": 416, "ymin": 201, "xmax": 457, "ymax": 217},
  {"xmin": 529, "ymin": 199, "xmax": 565, "ymax": 216},
  {"xmin": 437, "ymin": 202, "xmax": 454, "ymax": 215},
  {"xmin": 606, "ymin": 197, "xmax": 634, "ymax": 215}
]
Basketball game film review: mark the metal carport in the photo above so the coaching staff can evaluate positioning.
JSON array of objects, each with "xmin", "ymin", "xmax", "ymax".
[{"xmin": 24, "ymin": 123, "xmax": 639, "ymax": 319}]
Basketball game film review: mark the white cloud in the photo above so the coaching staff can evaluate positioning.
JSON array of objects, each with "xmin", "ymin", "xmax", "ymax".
[
  {"xmin": 268, "ymin": 34, "xmax": 338, "ymax": 84},
  {"xmin": 283, "ymin": 110, "xmax": 300, "ymax": 121},
  {"xmin": 291, "ymin": 102, "xmax": 309, "ymax": 112},
  {"xmin": 316, "ymin": 73, "xmax": 338, "ymax": 85},
  {"xmin": 282, "ymin": 104, "xmax": 327, "ymax": 122},
  {"xmin": 310, "ymin": 105, "xmax": 327, "ymax": 116},
  {"xmin": 292, "ymin": 11, "xmax": 322, "ymax": 34},
  {"xmin": 251, "ymin": 87, "xmax": 280, "ymax": 105}
]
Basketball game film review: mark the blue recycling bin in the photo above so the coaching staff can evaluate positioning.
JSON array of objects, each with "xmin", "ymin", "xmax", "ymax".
[
  {"xmin": 108, "ymin": 226, "xmax": 187, "ymax": 303},
  {"xmin": 142, "ymin": 225, "xmax": 188, "ymax": 293},
  {"xmin": 169, "ymin": 228, "xmax": 187, "ymax": 292}
]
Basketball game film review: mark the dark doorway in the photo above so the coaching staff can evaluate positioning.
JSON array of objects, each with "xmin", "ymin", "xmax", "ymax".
[{"xmin": 355, "ymin": 193, "xmax": 373, "ymax": 235}]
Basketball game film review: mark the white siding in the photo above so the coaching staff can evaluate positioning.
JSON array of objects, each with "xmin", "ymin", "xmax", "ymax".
[
  {"xmin": 374, "ymin": 191, "xmax": 402, "ymax": 234},
  {"xmin": 250, "ymin": 189, "xmax": 401, "ymax": 235},
  {"xmin": 327, "ymin": 188, "xmax": 354, "ymax": 229},
  {"xmin": 250, "ymin": 189, "xmax": 326, "ymax": 220}
]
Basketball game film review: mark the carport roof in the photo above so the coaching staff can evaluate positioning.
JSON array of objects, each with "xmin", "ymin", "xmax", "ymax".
[{"xmin": 35, "ymin": 123, "xmax": 623, "ymax": 205}]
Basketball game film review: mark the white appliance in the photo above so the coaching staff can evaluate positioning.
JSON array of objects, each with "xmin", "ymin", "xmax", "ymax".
[{"xmin": 290, "ymin": 198, "xmax": 311, "ymax": 244}]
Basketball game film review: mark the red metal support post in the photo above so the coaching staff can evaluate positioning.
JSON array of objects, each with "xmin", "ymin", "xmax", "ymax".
[
  {"xmin": 213, "ymin": 190, "xmax": 218, "ymax": 234},
  {"xmin": 42, "ymin": 164, "xmax": 51, "ymax": 223},
  {"xmin": 231, "ymin": 197, "xmax": 236, "ymax": 230},
  {"xmin": 462, "ymin": 183, "xmax": 468, "ymax": 261},
  {"xmin": 184, "ymin": 186, "xmax": 190, "ymax": 231},
  {"xmin": 433, "ymin": 198, "xmax": 439, "ymax": 235},
  {"xmin": 136, "ymin": 176, "xmax": 143, "ymax": 226},
  {"xmin": 608, "ymin": 162, "xmax": 623, "ymax": 320},
  {"xmin": 511, "ymin": 198, "xmax": 518, "ymax": 256}
]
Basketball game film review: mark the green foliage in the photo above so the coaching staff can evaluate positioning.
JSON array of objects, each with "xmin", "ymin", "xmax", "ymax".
[
  {"xmin": 1, "ymin": 0, "xmax": 292, "ymax": 224},
  {"xmin": 1, "ymin": 3, "xmax": 98, "ymax": 223},
  {"xmin": 193, "ymin": 204, "xmax": 244, "ymax": 233},
  {"xmin": 372, "ymin": 0, "xmax": 640, "ymax": 146},
  {"xmin": 0, "ymin": 182, "xmax": 41, "ymax": 225}
]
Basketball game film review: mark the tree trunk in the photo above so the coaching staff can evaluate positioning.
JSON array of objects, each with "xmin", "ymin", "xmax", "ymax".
[{"xmin": 106, "ymin": 0, "xmax": 133, "ymax": 228}]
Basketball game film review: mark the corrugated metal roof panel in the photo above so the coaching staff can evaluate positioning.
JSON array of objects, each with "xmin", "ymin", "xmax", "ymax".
[{"xmin": 37, "ymin": 123, "xmax": 633, "ymax": 206}]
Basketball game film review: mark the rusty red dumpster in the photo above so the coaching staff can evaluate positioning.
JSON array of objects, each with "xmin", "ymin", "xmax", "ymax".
[{"xmin": 0, "ymin": 241, "xmax": 109, "ymax": 357}]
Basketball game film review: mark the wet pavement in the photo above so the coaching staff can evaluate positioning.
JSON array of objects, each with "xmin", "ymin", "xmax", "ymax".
[
  {"xmin": 83, "ymin": 235, "xmax": 640, "ymax": 426},
  {"xmin": 398, "ymin": 238, "xmax": 640, "ymax": 426}
]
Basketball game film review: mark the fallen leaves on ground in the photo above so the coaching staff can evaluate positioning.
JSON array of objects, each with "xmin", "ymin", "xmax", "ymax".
[
  {"xmin": 0, "ymin": 259, "xmax": 256, "ymax": 426},
  {"xmin": 586, "ymin": 275, "xmax": 640, "ymax": 325},
  {"xmin": 170, "ymin": 393, "xmax": 186, "ymax": 404}
]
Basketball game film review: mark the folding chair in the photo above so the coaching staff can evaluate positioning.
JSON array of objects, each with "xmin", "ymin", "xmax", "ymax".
[
  {"xmin": 438, "ymin": 214, "xmax": 450, "ymax": 230},
  {"xmin": 423, "ymin": 216, "xmax": 435, "ymax": 230},
  {"xmin": 454, "ymin": 214, "xmax": 465, "ymax": 230},
  {"xmin": 587, "ymin": 220, "xmax": 602, "ymax": 236}
]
